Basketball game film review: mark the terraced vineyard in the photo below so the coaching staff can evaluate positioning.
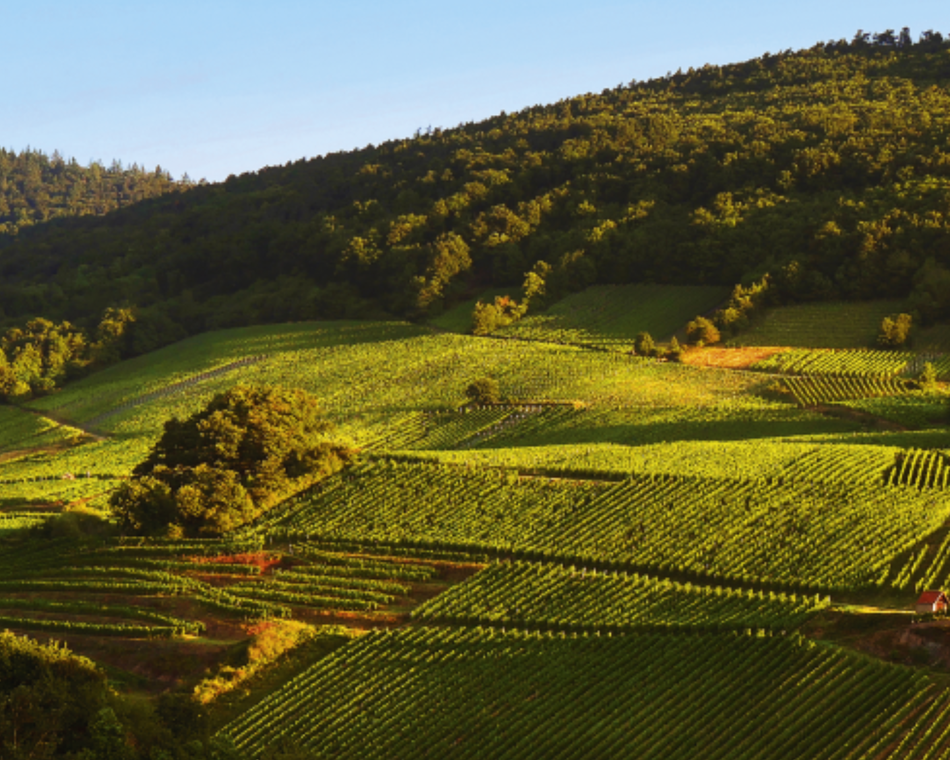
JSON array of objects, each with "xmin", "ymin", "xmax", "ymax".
[
  {"xmin": 735, "ymin": 300, "xmax": 905, "ymax": 348},
  {"xmin": 414, "ymin": 561, "xmax": 828, "ymax": 631},
  {"xmin": 223, "ymin": 626, "xmax": 950, "ymax": 759},
  {"xmin": 2, "ymin": 316, "xmax": 950, "ymax": 758},
  {"xmin": 497, "ymin": 284, "xmax": 728, "ymax": 349},
  {"xmin": 753, "ymin": 348, "xmax": 914, "ymax": 378},
  {"xmin": 249, "ymin": 458, "xmax": 950, "ymax": 591},
  {"xmin": 783, "ymin": 376, "xmax": 911, "ymax": 406},
  {"xmin": 0, "ymin": 537, "xmax": 436, "ymax": 639}
]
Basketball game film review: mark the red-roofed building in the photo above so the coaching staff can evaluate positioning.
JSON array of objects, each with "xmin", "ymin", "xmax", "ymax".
[{"xmin": 916, "ymin": 590, "xmax": 949, "ymax": 614}]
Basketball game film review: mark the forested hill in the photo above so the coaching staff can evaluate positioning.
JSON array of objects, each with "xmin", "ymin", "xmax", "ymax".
[
  {"xmin": 2, "ymin": 30, "xmax": 950, "ymax": 344},
  {"xmin": 0, "ymin": 149, "xmax": 188, "ymax": 238}
]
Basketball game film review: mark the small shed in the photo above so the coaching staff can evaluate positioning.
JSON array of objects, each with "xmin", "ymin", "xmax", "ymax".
[{"xmin": 916, "ymin": 590, "xmax": 949, "ymax": 615}]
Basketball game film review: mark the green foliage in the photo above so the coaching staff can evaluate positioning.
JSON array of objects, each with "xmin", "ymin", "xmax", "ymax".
[
  {"xmin": 713, "ymin": 276, "xmax": 771, "ymax": 337},
  {"xmin": 753, "ymin": 347, "xmax": 913, "ymax": 377},
  {"xmin": 0, "ymin": 318, "xmax": 88, "ymax": 400},
  {"xmin": 908, "ymin": 258, "xmax": 950, "ymax": 325},
  {"xmin": 633, "ymin": 331, "xmax": 655, "ymax": 356},
  {"xmin": 686, "ymin": 316, "xmax": 720, "ymax": 345},
  {"xmin": 782, "ymin": 376, "xmax": 910, "ymax": 407},
  {"xmin": 410, "ymin": 232, "xmax": 471, "ymax": 317},
  {"xmin": 4, "ymin": 37, "xmax": 950, "ymax": 341},
  {"xmin": 224, "ymin": 626, "xmax": 944, "ymax": 759},
  {"xmin": 415, "ymin": 561, "xmax": 828, "ymax": 632},
  {"xmin": 92, "ymin": 306, "xmax": 137, "ymax": 366},
  {"xmin": 918, "ymin": 361, "xmax": 939, "ymax": 392},
  {"xmin": 470, "ymin": 295, "xmax": 523, "ymax": 335},
  {"xmin": 465, "ymin": 377, "xmax": 501, "ymax": 405},
  {"xmin": 0, "ymin": 149, "xmax": 185, "ymax": 239},
  {"xmin": 735, "ymin": 300, "xmax": 905, "ymax": 348},
  {"xmin": 0, "ymin": 631, "xmax": 108, "ymax": 757},
  {"xmin": 498, "ymin": 285, "xmax": 726, "ymax": 350},
  {"xmin": 111, "ymin": 385, "xmax": 355, "ymax": 536},
  {"xmin": 879, "ymin": 313, "xmax": 913, "ymax": 348},
  {"xmin": 260, "ymin": 458, "xmax": 948, "ymax": 591},
  {"xmin": 666, "ymin": 336, "xmax": 683, "ymax": 361}
]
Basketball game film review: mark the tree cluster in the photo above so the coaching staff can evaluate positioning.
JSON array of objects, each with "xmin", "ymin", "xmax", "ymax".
[
  {"xmin": 0, "ymin": 631, "xmax": 250, "ymax": 759},
  {"xmin": 110, "ymin": 385, "xmax": 355, "ymax": 537},
  {"xmin": 879, "ymin": 313, "xmax": 914, "ymax": 347},
  {"xmin": 0, "ymin": 308, "xmax": 137, "ymax": 401},
  {"xmin": 1, "ymin": 32, "xmax": 950, "ymax": 345},
  {"xmin": 0, "ymin": 149, "xmax": 187, "ymax": 239}
]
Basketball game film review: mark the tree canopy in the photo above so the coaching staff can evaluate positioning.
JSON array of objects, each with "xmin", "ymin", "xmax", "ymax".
[
  {"xmin": 0, "ymin": 149, "xmax": 187, "ymax": 239},
  {"xmin": 1, "ymin": 31, "xmax": 950, "ymax": 346},
  {"xmin": 110, "ymin": 385, "xmax": 355, "ymax": 536}
]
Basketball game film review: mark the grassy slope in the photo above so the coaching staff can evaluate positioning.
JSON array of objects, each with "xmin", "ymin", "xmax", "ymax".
[
  {"xmin": 498, "ymin": 284, "xmax": 728, "ymax": 347},
  {"xmin": 3, "ymin": 318, "xmax": 950, "ymax": 756},
  {"xmin": 733, "ymin": 300, "xmax": 905, "ymax": 348}
]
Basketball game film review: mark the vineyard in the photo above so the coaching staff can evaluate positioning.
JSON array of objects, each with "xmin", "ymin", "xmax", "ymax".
[
  {"xmin": 843, "ymin": 393, "xmax": 950, "ymax": 428},
  {"xmin": 0, "ymin": 536, "xmax": 441, "ymax": 641},
  {"xmin": 223, "ymin": 626, "xmax": 950, "ymax": 759},
  {"xmin": 0, "ymin": 406, "xmax": 83, "ymax": 454},
  {"xmin": 413, "ymin": 561, "xmax": 829, "ymax": 632},
  {"xmin": 753, "ymin": 348, "xmax": 915, "ymax": 378},
  {"xmin": 496, "ymin": 284, "xmax": 728, "ymax": 349},
  {"xmin": 735, "ymin": 300, "xmax": 905, "ymax": 348},
  {"xmin": 248, "ymin": 458, "xmax": 950, "ymax": 592},
  {"xmin": 2, "ymin": 316, "xmax": 950, "ymax": 756},
  {"xmin": 783, "ymin": 376, "xmax": 911, "ymax": 406}
]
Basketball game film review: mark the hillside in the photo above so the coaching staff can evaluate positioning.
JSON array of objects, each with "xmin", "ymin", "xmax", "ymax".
[
  {"xmin": 7, "ymin": 27, "xmax": 950, "ymax": 760},
  {"xmin": 0, "ymin": 149, "xmax": 187, "ymax": 240},
  {"xmin": 0, "ymin": 31, "xmax": 949, "ymax": 345},
  {"xmin": 1, "ymin": 306, "xmax": 950, "ymax": 754}
]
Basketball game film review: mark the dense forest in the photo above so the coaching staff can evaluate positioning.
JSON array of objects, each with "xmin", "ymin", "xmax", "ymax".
[
  {"xmin": 2, "ymin": 29, "xmax": 950, "ymax": 348},
  {"xmin": 0, "ymin": 149, "xmax": 188, "ymax": 237}
]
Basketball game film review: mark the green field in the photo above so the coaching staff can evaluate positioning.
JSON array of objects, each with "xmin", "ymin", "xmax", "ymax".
[
  {"xmin": 497, "ymin": 284, "xmax": 728, "ymax": 348},
  {"xmin": 3, "ymin": 317, "xmax": 950, "ymax": 757},
  {"xmin": 735, "ymin": 300, "xmax": 906, "ymax": 348},
  {"xmin": 413, "ymin": 560, "xmax": 829, "ymax": 631},
  {"xmin": 249, "ymin": 458, "xmax": 949, "ymax": 592},
  {"xmin": 224, "ymin": 626, "xmax": 948, "ymax": 759}
]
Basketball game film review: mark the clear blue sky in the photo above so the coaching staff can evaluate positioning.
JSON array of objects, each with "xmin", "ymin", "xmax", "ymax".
[{"xmin": 3, "ymin": 1, "xmax": 946, "ymax": 182}]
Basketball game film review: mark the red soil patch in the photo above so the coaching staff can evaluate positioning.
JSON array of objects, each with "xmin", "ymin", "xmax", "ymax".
[
  {"xmin": 187, "ymin": 552, "xmax": 283, "ymax": 573},
  {"xmin": 680, "ymin": 346, "xmax": 785, "ymax": 370}
]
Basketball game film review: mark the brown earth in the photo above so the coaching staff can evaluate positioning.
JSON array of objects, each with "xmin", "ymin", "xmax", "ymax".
[
  {"xmin": 679, "ymin": 346, "xmax": 786, "ymax": 370},
  {"xmin": 805, "ymin": 609, "xmax": 950, "ymax": 676}
]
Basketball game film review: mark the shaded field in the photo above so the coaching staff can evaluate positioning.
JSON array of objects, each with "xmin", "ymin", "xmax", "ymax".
[
  {"xmin": 224, "ymin": 626, "xmax": 950, "ymax": 760},
  {"xmin": 734, "ymin": 300, "xmax": 905, "ymax": 348},
  {"xmin": 252, "ymin": 457, "xmax": 949, "ymax": 592},
  {"xmin": 497, "ymin": 284, "xmax": 728, "ymax": 349}
]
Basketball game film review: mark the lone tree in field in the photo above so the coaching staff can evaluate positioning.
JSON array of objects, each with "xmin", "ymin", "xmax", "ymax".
[
  {"xmin": 465, "ymin": 377, "xmax": 501, "ymax": 405},
  {"xmin": 919, "ymin": 362, "xmax": 939, "ymax": 392},
  {"xmin": 110, "ymin": 385, "xmax": 355, "ymax": 536},
  {"xmin": 634, "ymin": 332, "xmax": 656, "ymax": 356},
  {"xmin": 666, "ymin": 336, "xmax": 684, "ymax": 362},
  {"xmin": 879, "ymin": 313, "xmax": 913, "ymax": 348}
]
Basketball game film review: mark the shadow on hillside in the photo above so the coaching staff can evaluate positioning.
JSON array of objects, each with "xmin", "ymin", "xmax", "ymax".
[{"xmin": 474, "ymin": 416, "xmax": 862, "ymax": 449}]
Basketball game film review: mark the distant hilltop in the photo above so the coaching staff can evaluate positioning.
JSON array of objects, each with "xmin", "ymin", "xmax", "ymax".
[{"xmin": 2, "ymin": 29, "xmax": 950, "ymax": 356}]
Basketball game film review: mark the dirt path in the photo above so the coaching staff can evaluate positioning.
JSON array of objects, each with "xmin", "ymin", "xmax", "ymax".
[
  {"xmin": 10, "ymin": 406, "xmax": 109, "ymax": 441},
  {"xmin": 680, "ymin": 346, "xmax": 786, "ymax": 370}
]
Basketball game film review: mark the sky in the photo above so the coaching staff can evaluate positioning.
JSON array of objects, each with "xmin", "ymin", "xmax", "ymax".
[{"xmin": 3, "ymin": 1, "xmax": 947, "ymax": 182}]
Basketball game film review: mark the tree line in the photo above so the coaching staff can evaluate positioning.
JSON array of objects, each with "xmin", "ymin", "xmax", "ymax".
[{"xmin": 0, "ymin": 148, "xmax": 189, "ymax": 238}]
